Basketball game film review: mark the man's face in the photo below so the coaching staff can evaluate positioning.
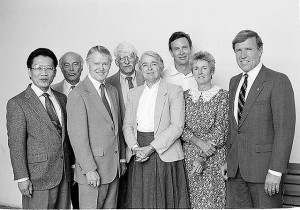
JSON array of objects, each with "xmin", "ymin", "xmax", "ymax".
[
  {"xmin": 234, "ymin": 37, "xmax": 263, "ymax": 72},
  {"xmin": 140, "ymin": 54, "xmax": 162, "ymax": 84},
  {"xmin": 88, "ymin": 52, "xmax": 111, "ymax": 83},
  {"xmin": 28, "ymin": 56, "xmax": 56, "ymax": 92},
  {"xmin": 169, "ymin": 37, "xmax": 192, "ymax": 66},
  {"xmin": 61, "ymin": 53, "xmax": 83, "ymax": 85},
  {"xmin": 115, "ymin": 51, "xmax": 138, "ymax": 76}
]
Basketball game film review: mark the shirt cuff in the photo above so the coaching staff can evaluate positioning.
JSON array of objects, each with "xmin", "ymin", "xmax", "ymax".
[
  {"xmin": 131, "ymin": 144, "xmax": 139, "ymax": 152},
  {"xmin": 16, "ymin": 177, "xmax": 29, "ymax": 182},
  {"xmin": 268, "ymin": 169, "xmax": 282, "ymax": 177},
  {"xmin": 120, "ymin": 159, "xmax": 126, "ymax": 163}
]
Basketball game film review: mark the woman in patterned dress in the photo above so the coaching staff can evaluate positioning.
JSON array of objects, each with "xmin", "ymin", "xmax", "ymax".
[{"xmin": 182, "ymin": 51, "xmax": 229, "ymax": 208}]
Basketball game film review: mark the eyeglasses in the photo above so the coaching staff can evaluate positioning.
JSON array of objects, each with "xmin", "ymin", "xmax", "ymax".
[
  {"xmin": 119, "ymin": 55, "xmax": 136, "ymax": 62},
  {"xmin": 31, "ymin": 65, "xmax": 55, "ymax": 72}
]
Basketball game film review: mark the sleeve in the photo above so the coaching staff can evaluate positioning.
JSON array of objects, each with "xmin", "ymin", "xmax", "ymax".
[{"xmin": 181, "ymin": 91, "xmax": 195, "ymax": 143}]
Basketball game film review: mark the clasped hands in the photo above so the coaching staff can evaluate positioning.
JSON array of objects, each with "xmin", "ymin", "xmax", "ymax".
[
  {"xmin": 86, "ymin": 170, "xmax": 100, "ymax": 188},
  {"xmin": 133, "ymin": 145, "xmax": 154, "ymax": 162}
]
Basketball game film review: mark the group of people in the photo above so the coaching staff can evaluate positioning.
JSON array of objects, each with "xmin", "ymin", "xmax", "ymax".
[{"xmin": 6, "ymin": 29, "xmax": 295, "ymax": 209}]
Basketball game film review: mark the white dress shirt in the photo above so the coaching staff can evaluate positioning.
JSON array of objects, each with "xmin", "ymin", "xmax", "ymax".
[
  {"xmin": 136, "ymin": 79, "xmax": 161, "ymax": 132},
  {"xmin": 120, "ymin": 71, "xmax": 137, "ymax": 106},
  {"xmin": 233, "ymin": 63, "xmax": 281, "ymax": 177},
  {"xmin": 162, "ymin": 66, "xmax": 198, "ymax": 91},
  {"xmin": 63, "ymin": 79, "xmax": 79, "ymax": 96}
]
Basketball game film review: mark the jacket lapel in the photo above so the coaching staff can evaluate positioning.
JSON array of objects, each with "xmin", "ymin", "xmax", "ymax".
[
  {"xmin": 106, "ymin": 84, "xmax": 118, "ymax": 133},
  {"xmin": 136, "ymin": 71, "xmax": 145, "ymax": 86},
  {"xmin": 132, "ymin": 85, "xmax": 145, "ymax": 132},
  {"xmin": 154, "ymin": 80, "xmax": 168, "ymax": 134},
  {"xmin": 230, "ymin": 74, "xmax": 242, "ymax": 129},
  {"xmin": 238, "ymin": 66, "xmax": 267, "ymax": 127},
  {"xmin": 52, "ymin": 90, "xmax": 66, "ymax": 140}
]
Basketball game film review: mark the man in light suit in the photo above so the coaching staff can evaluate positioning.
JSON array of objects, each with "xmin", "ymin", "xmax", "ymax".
[
  {"xmin": 52, "ymin": 51, "xmax": 83, "ymax": 209},
  {"xmin": 106, "ymin": 42, "xmax": 144, "ymax": 208},
  {"xmin": 6, "ymin": 48, "xmax": 73, "ymax": 209},
  {"xmin": 221, "ymin": 30, "xmax": 296, "ymax": 208},
  {"xmin": 67, "ymin": 45, "xmax": 126, "ymax": 209},
  {"xmin": 52, "ymin": 52, "xmax": 84, "ymax": 96}
]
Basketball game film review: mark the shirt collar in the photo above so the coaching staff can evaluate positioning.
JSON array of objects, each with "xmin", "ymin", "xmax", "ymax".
[
  {"xmin": 120, "ymin": 71, "xmax": 136, "ymax": 81},
  {"xmin": 88, "ymin": 73, "xmax": 105, "ymax": 90},
  {"xmin": 243, "ymin": 62, "xmax": 262, "ymax": 78},
  {"xmin": 63, "ymin": 79, "xmax": 79, "ymax": 90},
  {"xmin": 31, "ymin": 83, "xmax": 54, "ymax": 97},
  {"xmin": 144, "ymin": 78, "xmax": 161, "ymax": 90}
]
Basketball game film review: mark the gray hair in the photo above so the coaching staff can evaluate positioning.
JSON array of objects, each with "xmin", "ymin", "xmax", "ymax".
[
  {"xmin": 113, "ymin": 42, "xmax": 138, "ymax": 58},
  {"xmin": 191, "ymin": 51, "xmax": 215, "ymax": 73},
  {"xmin": 139, "ymin": 51, "xmax": 164, "ymax": 70},
  {"xmin": 59, "ymin": 52, "xmax": 84, "ymax": 69},
  {"xmin": 86, "ymin": 46, "xmax": 112, "ymax": 63}
]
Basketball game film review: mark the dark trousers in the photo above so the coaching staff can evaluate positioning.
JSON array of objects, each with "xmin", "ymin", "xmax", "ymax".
[
  {"xmin": 226, "ymin": 168, "xmax": 283, "ymax": 208},
  {"xmin": 117, "ymin": 167, "xmax": 128, "ymax": 209},
  {"xmin": 71, "ymin": 182, "xmax": 79, "ymax": 209}
]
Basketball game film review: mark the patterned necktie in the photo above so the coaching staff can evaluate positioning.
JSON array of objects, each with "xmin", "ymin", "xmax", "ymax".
[
  {"xmin": 125, "ymin": 76, "xmax": 134, "ymax": 89},
  {"xmin": 42, "ymin": 93, "xmax": 62, "ymax": 135},
  {"xmin": 100, "ymin": 84, "xmax": 113, "ymax": 121},
  {"xmin": 237, "ymin": 74, "xmax": 248, "ymax": 124}
]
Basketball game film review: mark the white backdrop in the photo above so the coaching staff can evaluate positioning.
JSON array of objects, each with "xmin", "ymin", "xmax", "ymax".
[{"xmin": 0, "ymin": 0, "xmax": 299, "ymax": 207}]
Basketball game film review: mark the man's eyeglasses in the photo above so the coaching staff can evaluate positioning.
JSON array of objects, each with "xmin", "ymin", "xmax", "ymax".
[
  {"xmin": 119, "ymin": 55, "xmax": 136, "ymax": 62},
  {"xmin": 31, "ymin": 65, "xmax": 55, "ymax": 72}
]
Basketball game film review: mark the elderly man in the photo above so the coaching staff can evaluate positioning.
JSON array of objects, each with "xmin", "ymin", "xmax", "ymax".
[
  {"xmin": 52, "ymin": 51, "xmax": 83, "ymax": 209},
  {"xmin": 6, "ymin": 48, "xmax": 73, "ymax": 209},
  {"xmin": 162, "ymin": 31, "xmax": 197, "ymax": 91},
  {"xmin": 221, "ymin": 30, "xmax": 296, "ymax": 208},
  {"xmin": 106, "ymin": 42, "xmax": 144, "ymax": 208},
  {"xmin": 52, "ymin": 52, "xmax": 84, "ymax": 96},
  {"xmin": 67, "ymin": 45, "xmax": 125, "ymax": 209}
]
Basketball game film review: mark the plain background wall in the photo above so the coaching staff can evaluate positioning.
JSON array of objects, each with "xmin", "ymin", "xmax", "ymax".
[{"xmin": 0, "ymin": 0, "xmax": 299, "ymax": 207}]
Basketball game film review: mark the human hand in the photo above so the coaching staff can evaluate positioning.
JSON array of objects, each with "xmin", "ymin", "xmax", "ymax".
[
  {"xmin": 196, "ymin": 140, "xmax": 216, "ymax": 157},
  {"xmin": 220, "ymin": 162, "xmax": 228, "ymax": 180},
  {"xmin": 120, "ymin": 162, "xmax": 127, "ymax": 176},
  {"xmin": 191, "ymin": 157, "xmax": 205, "ymax": 174},
  {"xmin": 86, "ymin": 170, "xmax": 100, "ymax": 188},
  {"xmin": 18, "ymin": 179, "xmax": 33, "ymax": 198},
  {"xmin": 264, "ymin": 172, "xmax": 281, "ymax": 196}
]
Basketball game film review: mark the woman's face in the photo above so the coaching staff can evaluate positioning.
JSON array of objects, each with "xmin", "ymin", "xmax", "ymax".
[
  {"xmin": 192, "ymin": 60, "xmax": 213, "ymax": 86},
  {"xmin": 140, "ymin": 54, "xmax": 161, "ymax": 85}
]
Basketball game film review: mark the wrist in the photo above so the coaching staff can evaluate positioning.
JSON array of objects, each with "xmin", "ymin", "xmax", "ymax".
[{"xmin": 148, "ymin": 144, "xmax": 155, "ymax": 153}]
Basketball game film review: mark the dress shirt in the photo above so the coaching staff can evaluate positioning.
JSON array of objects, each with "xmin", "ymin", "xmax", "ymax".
[
  {"xmin": 63, "ymin": 79, "xmax": 80, "ymax": 96},
  {"xmin": 136, "ymin": 79, "xmax": 161, "ymax": 132},
  {"xmin": 233, "ymin": 62, "xmax": 281, "ymax": 177},
  {"xmin": 120, "ymin": 71, "xmax": 137, "ymax": 105},
  {"xmin": 17, "ymin": 83, "xmax": 62, "ymax": 183},
  {"xmin": 88, "ymin": 74, "xmax": 112, "ymax": 108},
  {"xmin": 162, "ymin": 66, "xmax": 198, "ymax": 91}
]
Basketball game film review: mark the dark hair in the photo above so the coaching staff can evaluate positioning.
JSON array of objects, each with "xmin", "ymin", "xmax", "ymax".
[
  {"xmin": 232, "ymin": 30, "xmax": 263, "ymax": 51},
  {"xmin": 168, "ymin": 31, "xmax": 192, "ymax": 51},
  {"xmin": 27, "ymin": 48, "xmax": 58, "ymax": 68}
]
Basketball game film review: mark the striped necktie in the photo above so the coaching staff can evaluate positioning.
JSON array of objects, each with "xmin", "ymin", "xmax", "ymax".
[
  {"xmin": 237, "ymin": 74, "xmax": 248, "ymax": 124},
  {"xmin": 126, "ymin": 76, "xmax": 134, "ymax": 89},
  {"xmin": 100, "ymin": 84, "xmax": 113, "ymax": 121}
]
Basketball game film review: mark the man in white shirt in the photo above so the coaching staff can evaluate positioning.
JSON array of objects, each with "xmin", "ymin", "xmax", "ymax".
[
  {"xmin": 162, "ymin": 31, "xmax": 198, "ymax": 91},
  {"xmin": 6, "ymin": 48, "xmax": 73, "ymax": 209},
  {"xmin": 52, "ymin": 52, "xmax": 84, "ymax": 96}
]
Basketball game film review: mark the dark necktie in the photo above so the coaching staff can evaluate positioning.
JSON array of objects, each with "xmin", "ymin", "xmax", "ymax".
[
  {"xmin": 125, "ymin": 76, "xmax": 134, "ymax": 89},
  {"xmin": 237, "ymin": 74, "xmax": 248, "ymax": 124},
  {"xmin": 100, "ymin": 84, "xmax": 113, "ymax": 121},
  {"xmin": 42, "ymin": 93, "xmax": 62, "ymax": 135}
]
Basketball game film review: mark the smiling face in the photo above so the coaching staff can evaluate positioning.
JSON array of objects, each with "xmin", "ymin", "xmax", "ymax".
[
  {"xmin": 115, "ymin": 51, "xmax": 138, "ymax": 76},
  {"xmin": 192, "ymin": 60, "xmax": 213, "ymax": 86},
  {"xmin": 234, "ymin": 37, "xmax": 263, "ymax": 73},
  {"xmin": 140, "ymin": 54, "xmax": 162, "ymax": 85},
  {"xmin": 28, "ymin": 56, "xmax": 56, "ymax": 92},
  {"xmin": 61, "ymin": 53, "xmax": 83, "ymax": 85},
  {"xmin": 87, "ymin": 52, "xmax": 111, "ymax": 83},
  {"xmin": 169, "ymin": 37, "xmax": 192, "ymax": 66}
]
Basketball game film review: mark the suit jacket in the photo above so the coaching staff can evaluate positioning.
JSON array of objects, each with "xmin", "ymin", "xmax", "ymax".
[
  {"xmin": 51, "ymin": 80, "xmax": 65, "ymax": 95},
  {"xmin": 123, "ymin": 79, "xmax": 185, "ymax": 162},
  {"xmin": 227, "ymin": 65, "xmax": 296, "ymax": 183},
  {"xmin": 67, "ymin": 76, "xmax": 124, "ymax": 185},
  {"xmin": 6, "ymin": 85, "xmax": 73, "ymax": 191}
]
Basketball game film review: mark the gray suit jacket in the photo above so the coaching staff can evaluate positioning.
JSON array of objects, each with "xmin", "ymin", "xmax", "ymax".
[
  {"xmin": 6, "ymin": 85, "xmax": 73, "ymax": 191},
  {"xmin": 227, "ymin": 65, "xmax": 296, "ymax": 183},
  {"xmin": 51, "ymin": 80, "xmax": 65, "ymax": 95},
  {"xmin": 67, "ymin": 76, "xmax": 124, "ymax": 185}
]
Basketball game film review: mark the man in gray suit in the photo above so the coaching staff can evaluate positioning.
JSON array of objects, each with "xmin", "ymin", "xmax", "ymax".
[
  {"xmin": 221, "ymin": 30, "xmax": 296, "ymax": 208},
  {"xmin": 6, "ymin": 48, "xmax": 73, "ymax": 209},
  {"xmin": 67, "ymin": 46, "xmax": 126, "ymax": 208},
  {"xmin": 52, "ymin": 52, "xmax": 84, "ymax": 96},
  {"xmin": 106, "ymin": 42, "xmax": 144, "ymax": 208}
]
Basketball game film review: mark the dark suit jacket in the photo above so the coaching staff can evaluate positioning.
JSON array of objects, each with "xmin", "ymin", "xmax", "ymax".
[
  {"xmin": 6, "ymin": 85, "xmax": 73, "ymax": 191},
  {"xmin": 106, "ymin": 71, "xmax": 145, "ymax": 120},
  {"xmin": 227, "ymin": 65, "xmax": 295, "ymax": 183},
  {"xmin": 51, "ymin": 80, "xmax": 65, "ymax": 95},
  {"xmin": 67, "ymin": 76, "xmax": 124, "ymax": 185}
]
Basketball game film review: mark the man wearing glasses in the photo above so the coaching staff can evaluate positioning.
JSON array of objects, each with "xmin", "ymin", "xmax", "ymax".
[{"xmin": 6, "ymin": 48, "xmax": 73, "ymax": 209}]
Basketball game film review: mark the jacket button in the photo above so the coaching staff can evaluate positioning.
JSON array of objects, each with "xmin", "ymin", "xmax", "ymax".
[
  {"xmin": 114, "ymin": 151, "xmax": 118, "ymax": 154},
  {"xmin": 237, "ymin": 131, "xmax": 241, "ymax": 134}
]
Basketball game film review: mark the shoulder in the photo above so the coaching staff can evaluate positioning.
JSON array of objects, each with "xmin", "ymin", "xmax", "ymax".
[
  {"xmin": 7, "ymin": 89, "xmax": 26, "ymax": 107},
  {"xmin": 52, "ymin": 89, "xmax": 67, "ymax": 103},
  {"xmin": 51, "ymin": 80, "xmax": 64, "ymax": 89},
  {"xmin": 106, "ymin": 72, "xmax": 119, "ymax": 84},
  {"xmin": 161, "ymin": 66, "xmax": 173, "ymax": 78}
]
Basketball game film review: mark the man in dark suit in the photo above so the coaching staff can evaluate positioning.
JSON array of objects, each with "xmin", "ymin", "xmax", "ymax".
[
  {"xmin": 52, "ymin": 51, "xmax": 83, "ymax": 209},
  {"xmin": 106, "ymin": 42, "xmax": 144, "ymax": 208},
  {"xmin": 67, "ymin": 46, "xmax": 126, "ymax": 208},
  {"xmin": 6, "ymin": 48, "xmax": 73, "ymax": 209},
  {"xmin": 221, "ymin": 30, "xmax": 296, "ymax": 208}
]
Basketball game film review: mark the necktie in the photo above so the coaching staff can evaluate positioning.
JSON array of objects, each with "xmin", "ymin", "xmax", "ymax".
[
  {"xmin": 42, "ymin": 93, "xmax": 62, "ymax": 135},
  {"xmin": 126, "ymin": 76, "xmax": 134, "ymax": 89},
  {"xmin": 237, "ymin": 74, "xmax": 248, "ymax": 124},
  {"xmin": 100, "ymin": 84, "xmax": 113, "ymax": 121}
]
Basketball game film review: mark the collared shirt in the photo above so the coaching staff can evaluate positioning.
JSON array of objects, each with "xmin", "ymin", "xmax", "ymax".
[
  {"xmin": 136, "ymin": 79, "xmax": 161, "ymax": 132},
  {"xmin": 120, "ymin": 71, "xmax": 137, "ymax": 106},
  {"xmin": 63, "ymin": 80, "xmax": 80, "ymax": 96},
  {"xmin": 162, "ymin": 66, "xmax": 198, "ymax": 91},
  {"xmin": 88, "ymin": 74, "xmax": 112, "ymax": 108},
  {"xmin": 233, "ymin": 62, "xmax": 281, "ymax": 177}
]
